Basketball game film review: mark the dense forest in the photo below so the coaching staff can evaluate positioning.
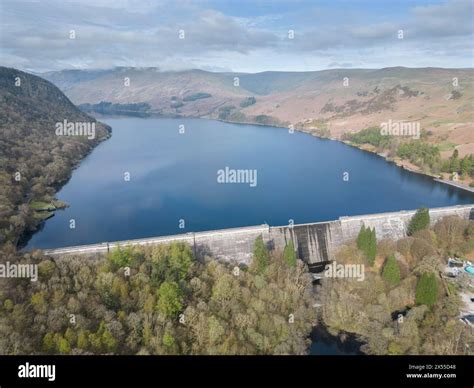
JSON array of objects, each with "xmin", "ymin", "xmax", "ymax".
[
  {"xmin": 319, "ymin": 214, "xmax": 474, "ymax": 355},
  {"xmin": 0, "ymin": 240, "xmax": 315, "ymax": 355},
  {"xmin": 0, "ymin": 67, "xmax": 110, "ymax": 247},
  {"xmin": 1, "ymin": 212, "xmax": 472, "ymax": 355}
]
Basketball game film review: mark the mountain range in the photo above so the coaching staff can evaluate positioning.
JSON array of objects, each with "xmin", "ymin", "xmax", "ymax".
[{"xmin": 42, "ymin": 66, "xmax": 474, "ymax": 158}]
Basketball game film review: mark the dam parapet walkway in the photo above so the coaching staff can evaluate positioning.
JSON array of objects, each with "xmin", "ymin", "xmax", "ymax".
[{"xmin": 41, "ymin": 204, "xmax": 474, "ymax": 264}]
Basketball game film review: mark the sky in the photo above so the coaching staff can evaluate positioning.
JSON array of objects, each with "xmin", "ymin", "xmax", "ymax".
[{"xmin": 0, "ymin": 0, "xmax": 473, "ymax": 73}]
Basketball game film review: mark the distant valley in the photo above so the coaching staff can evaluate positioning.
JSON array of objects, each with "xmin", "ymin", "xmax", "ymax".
[{"xmin": 42, "ymin": 67, "xmax": 474, "ymax": 160}]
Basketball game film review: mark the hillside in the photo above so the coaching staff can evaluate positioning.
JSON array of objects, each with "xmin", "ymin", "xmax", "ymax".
[
  {"xmin": 0, "ymin": 67, "xmax": 111, "ymax": 246},
  {"xmin": 43, "ymin": 67, "xmax": 474, "ymax": 162}
]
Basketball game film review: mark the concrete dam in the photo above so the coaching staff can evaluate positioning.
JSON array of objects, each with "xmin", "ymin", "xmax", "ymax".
[{"xmin": 42, "ymin": 204, "xmax": 474, "ymax": 264}]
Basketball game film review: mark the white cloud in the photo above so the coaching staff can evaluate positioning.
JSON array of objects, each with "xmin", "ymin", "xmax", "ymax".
[{"xmin": 0, "ymin": 0, "xmax": 472, "ymax": 72}]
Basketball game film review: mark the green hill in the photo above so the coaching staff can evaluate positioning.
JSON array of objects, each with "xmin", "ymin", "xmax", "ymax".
[{"xmin": 0, "ymin": 67, "xmax": 110, "ymax": 246}]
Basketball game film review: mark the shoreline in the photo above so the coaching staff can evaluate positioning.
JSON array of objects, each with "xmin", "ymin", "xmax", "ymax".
[
  {"xmin": 16, "ymin": 127, "xmax": 112, "ymax": 249},
  {"xmin": 88, "ymin": 110, "xmax": 474, "ymax": 194},
  {"xmin": 216, "ymin": 116, "xmax": 474, "ymax": 194}
]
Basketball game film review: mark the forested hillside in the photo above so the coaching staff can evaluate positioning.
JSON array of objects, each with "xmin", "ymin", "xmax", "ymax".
[
  {"xmin": 320, "ymin": 215, "xmax": 474, "ymax": 355},
  {"xmin": 0, "ymin": 242, "xmax": 315, "ymax": 355},
  {"xmin": 0, "ymin": 67, "xmax": 110, "ymax": 247}
]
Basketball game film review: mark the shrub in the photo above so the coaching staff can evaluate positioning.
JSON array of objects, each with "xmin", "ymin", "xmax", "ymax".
[
  {"xmin": 218, "ymin": 105, "xmax": 236, "ymax": 120},
  {"xmin": 255, "ymin": 114, "xmax": 272, "ymax": 124},
  {"xmin": 183, "ymin": 92, "xmax": 211, "ymax": 101},
  {"xmin": 240, "ymin": 97, "xmax": 256, "ymax": 108}
]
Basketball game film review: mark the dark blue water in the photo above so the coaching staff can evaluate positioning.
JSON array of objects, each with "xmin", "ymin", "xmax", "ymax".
[
  {"xmin": 26, "ymin": 117, "xmax": 474, "ymax": 249},
  {"xmin": 310, "ymin": 326, "xmax": 364, "ymax": 355}
]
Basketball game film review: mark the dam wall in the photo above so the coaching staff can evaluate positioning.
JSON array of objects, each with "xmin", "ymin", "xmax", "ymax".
[
  {"xmin": 331, "ymin": 204, "xmax": 474, "ymax": 245},
  {"xmin": 43, "ymin": 204, "xmax": 474, "ymax": 264}
]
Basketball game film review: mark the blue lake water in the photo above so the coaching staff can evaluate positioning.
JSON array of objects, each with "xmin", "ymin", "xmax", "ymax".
[
  {"xmin": 26, "ymin": 117, "xmax": 474, "ymax": 249},
  {"xmin": 310, "ymin": 326, "xmax": 364, "ymax": 355}
]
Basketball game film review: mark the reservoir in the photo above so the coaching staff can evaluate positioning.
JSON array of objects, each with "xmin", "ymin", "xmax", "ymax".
[{"xmin": 25, "ymin": 117, "xmax": 474, "ymax": 249}]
